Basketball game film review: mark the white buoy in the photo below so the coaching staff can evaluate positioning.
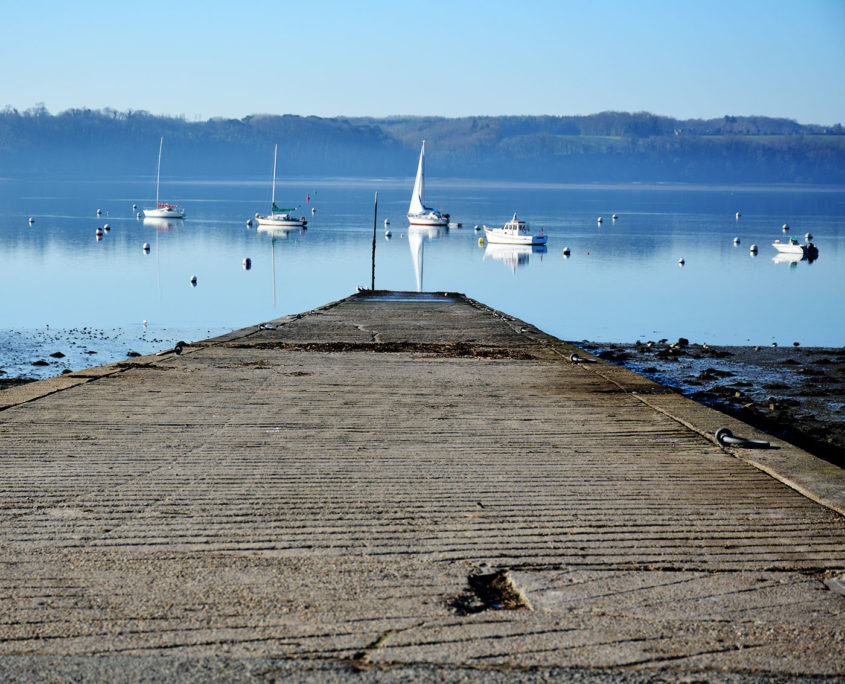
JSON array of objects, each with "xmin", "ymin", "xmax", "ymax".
[
  {"xmin": 190, "ymin": 275, "xmax": 198, "ymax": 286},
  {"xmin": 750, "ymin": 244, "xmax": 758, "ymax": 253},
  {"xmin": 805, "ymin": 232, "xmax": 813, "ymax": 241},
  {"xmin": 474, "ymin": 225, "xmax": 480, "ymax": 231},
  {"xmin": 137, "ymin": 212, "xmax": 142, "ymax": 219},
  {"xmin": 384, "ymin": 218, "xmax": 390, "ymax": 226},
  {"xmin": 736, "ymin": 212, "xmax": 741, "ymax": 219},
  {"xmin": 782, "ymin": 223, "xmax": 789, "ymax": 232},
  {"xmin": 246, "ymin": 218, "xmax": 252, "ymax": 227},
  {"xmin": 612, "ymin": 214, "xmax": 618, "ymax": 220},
  {"xmin": 678, "ymin": 257, "xmax": 685, "ymax": 265},
  {"xmin": 563, "ymin": 246, "xmax": 571, "ymax": 256},
  {"xmin": 311, "ymin": 207, "xmax": 316, "ymax": 214},
  {"xmin": 733, "ymin": 236, "xmax": 740, "ymax": 244},
  {"xmin": 597, "ymin": 216, "xmax": 603, "ymax": 224},
  {"xmin": 103, "ymin": 224, "xmax": 110, "ymax": 231},
  {"xmin": 242, "ymin": 258, "xmax": 252, "ymax": 270},
  {"xmin": 142, "ymin": 242, "xmax": 151, "ymax": 251},
  {"xmin": 385, "ymin": 230, "xmax": 392, "ymax": 238},
  {"xmin": 28, "ymin": 217, "xmax": 34, "ymax": 224},
  {"xmin": 143, "ymin": 320, "xmax": 148, "ymax": 327},
  {"xmin": 132, "ymin": 204, "xmax": 137, "ymax": 210},
  {"xmin": 97, "ymin": 209, "xmax": 102, "ymax": 216}
]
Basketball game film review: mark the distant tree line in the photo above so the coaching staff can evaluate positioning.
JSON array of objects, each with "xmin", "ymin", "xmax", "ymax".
[{"xmin": 1, "ymin": 105, "xmax": 843, "ymax": 184}]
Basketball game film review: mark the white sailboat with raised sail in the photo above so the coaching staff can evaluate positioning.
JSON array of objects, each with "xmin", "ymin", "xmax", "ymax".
[
  {"xmin": 256, "ymin": 144, "xmax": 307, "ymax": 229},
  {"xmin": 407, "ymin": 140, "xmax": 449, "ymax": 227},
  {"xmin": 143, "ymin": 137, "xmax": 185, "ymax": 219}
]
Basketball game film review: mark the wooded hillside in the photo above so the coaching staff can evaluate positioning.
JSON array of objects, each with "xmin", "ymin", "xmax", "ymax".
[{"xmin": 2, "ymin": 106, "xmax": 842, "ymax": 183}]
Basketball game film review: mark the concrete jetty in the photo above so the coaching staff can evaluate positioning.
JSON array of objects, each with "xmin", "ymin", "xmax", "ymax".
[{"xmin": 1, "ymin": 291, "xmax": 843, "ymax": 681}]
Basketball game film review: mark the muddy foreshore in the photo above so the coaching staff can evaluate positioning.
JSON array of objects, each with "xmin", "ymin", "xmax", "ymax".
[{"xmin": 580, "ymin": 340, "xmax": 845, "ymax": 470}]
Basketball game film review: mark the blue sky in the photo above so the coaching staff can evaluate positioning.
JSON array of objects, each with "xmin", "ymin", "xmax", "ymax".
[{"xmin": 2, "ymin": 0, "xmax": 843, "ymax": 124}]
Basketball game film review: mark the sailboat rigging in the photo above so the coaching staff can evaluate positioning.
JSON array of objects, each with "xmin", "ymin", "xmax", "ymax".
[
  {"xmin": 142, "ymin": 137, "xmax": 185, "ymax": 219},
  {"xmin": 407, "ymin": 140, "xmax": 449, "ymax": 227},
  {"xmin": 256, "ymin": 144, "xmax": 307, "ymax": 229}
]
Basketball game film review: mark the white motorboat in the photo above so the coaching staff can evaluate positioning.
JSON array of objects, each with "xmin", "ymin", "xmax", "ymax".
[
  {"xmin": 256, "ymin": 144, "xmax": 307, "ymax": 229},
  {"xmin": 407, "ymin": 140, "xmax": 449, "ymax": 227},
  {"xmin": 772, "ymin": 237, "xmax": 817, "ymax": 257},
  {"xmin": 143, "ymin": 138, "xmax": 185, "ymax": 219},
  {"xmin": 483, "ymin": 214, "xmax": 547, "ymax": 245}
]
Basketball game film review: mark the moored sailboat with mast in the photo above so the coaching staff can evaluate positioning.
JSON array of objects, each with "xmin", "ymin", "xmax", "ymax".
[
  {"xmin": 142, "ymin": 137, "xmax": 185, "ymax": 219},
  {"xmin": 256, "ymin": 144, "xmax": 307, "ymax": 229},
  {"xmin": 407, "ymin": 140, "xmax": 449, "ymax": 227}
]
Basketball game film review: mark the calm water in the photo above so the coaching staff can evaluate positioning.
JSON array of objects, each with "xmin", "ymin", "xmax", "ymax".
[{"xmin": 1, "ymin": 175, "xmax": 844, "ymax": 378}]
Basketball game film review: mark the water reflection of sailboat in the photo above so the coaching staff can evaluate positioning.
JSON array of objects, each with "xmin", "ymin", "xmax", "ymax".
[
  {"xmin": 143, "ymin": 217, "xmax": 179, "ymax": 232},
  {"xmin": 256, "ymin": 224, "xmax": 306, "ymax": 237},
  {"xmin": 259, "ymin": 226, "xmax": 306, "ymax": 308},
  {"xmin": 408, "ymin": 225, "xmax": 441, "ymax": 291},
  {"xmin": 483, "ymin": 243, "xmax": 547, "ymax": 272}
]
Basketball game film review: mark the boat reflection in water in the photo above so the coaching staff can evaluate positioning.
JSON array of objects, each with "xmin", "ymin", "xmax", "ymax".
[
  {"xmin": 143, "ymin": 217, "xmax": 180, "ymax": 232},
  {"xmin": 483, "ymin": 243, "xmax": 547, "ymax": 272},
  {"xmin": 772, "ymin": 252, "xmax": 818, "ymax": 267},
  {"xmin": 257, "ymin": 225, "xmax": 307, "ymax": 306},
  {"xmin": 256, "ymin": 224, "xmax": 306, "ymax": 238},
  {"xmin": 408, "ymin": 225, "xmax": 443, "ymax": 291}
]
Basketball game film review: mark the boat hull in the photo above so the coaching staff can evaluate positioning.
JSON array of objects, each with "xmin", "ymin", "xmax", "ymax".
[
  {"xmin": 256, "ymin": 215, "xmax": 307, "ymax": 228},
  {"xmin": 772, "ymin": 241, "xmax": 809, "ymax": 255},
  {"xmin": 772, "ymin": 245, "xmax": 804, "ymax": 255},
  {"xmin": 484, "ymin": 228, "xmax": 547, "ymax": 246},
  {"xmin": 143, "ymin": 207, "xmax": 185, "ymax": 219},
  {"xmin": 408, "ymin": 213, "xmax": 449, "ymax": 227}
]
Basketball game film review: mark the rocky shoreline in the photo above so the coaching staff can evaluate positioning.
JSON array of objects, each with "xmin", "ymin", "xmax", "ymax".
[{"xmin": 580, "ymin": 341, "xmax": 845, "ymax": 470}]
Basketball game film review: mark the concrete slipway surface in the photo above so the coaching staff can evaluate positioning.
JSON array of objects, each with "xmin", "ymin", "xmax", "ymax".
[{"xmin": 0, "ymin": 291, "xmax": 843, "ymax": 683}]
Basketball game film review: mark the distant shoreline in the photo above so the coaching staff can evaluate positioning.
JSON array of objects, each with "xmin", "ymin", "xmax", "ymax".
[
  {"xmin": 3, "ymin": 109, "xmax": 843, "ymax": 184},
  {"xmin": 7, "ymin": 175, "xmax": 845, "ymax": 193}
]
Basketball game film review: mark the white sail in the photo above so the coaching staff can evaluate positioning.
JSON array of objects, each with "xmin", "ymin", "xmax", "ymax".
[{"xmin": 408, "ymin": 141, "xmax": 426, "ymax": 215}]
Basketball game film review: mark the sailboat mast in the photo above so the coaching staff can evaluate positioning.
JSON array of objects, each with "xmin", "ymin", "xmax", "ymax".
[
  {"xmin": 271, "ymin": 144, "xmax": 278, "ymax": 208},
  {"xmin": 155, "ymin": 137, "xmax": 163, "ymax": 206}
]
